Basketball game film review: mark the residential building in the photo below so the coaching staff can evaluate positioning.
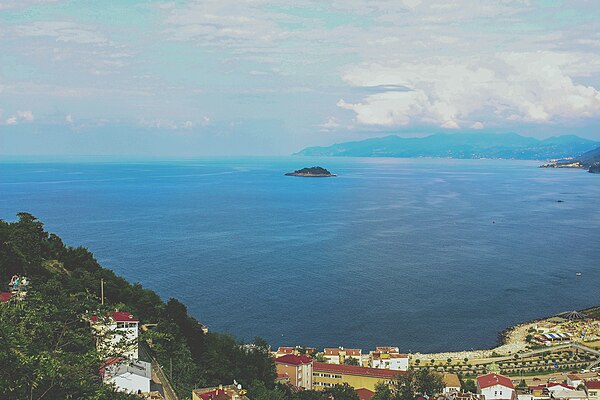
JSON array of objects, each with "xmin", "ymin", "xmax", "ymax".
[
  {"xmin": 313, "ymin": 361, "xmax": 402, "ymax": 392},
  {"xmin": 443, "ymin": 373, "xmax": 462, "ymax": 393},
  {"xmin": 585, "ymin": 380, "xmax": 600, "ymax": 400},
  {"xmin": 101, "ymin": 357, "xmax": 152, "ymax": 394},
  {"xmin": 275, "ymin": 347, "xmax": 297, "ymax": 357},
  {"xmin": 476, "ymin": 374, "xmax": 515, "ymax": 400},
  {"xmin": 356, "ymin": 388, "xmax": 375, "ymax": 400},
  {"xmin": 192, "ymin": 385, "xmax": 250, "ymax": 400},
  {"xmin": 370, "ymin": 351, "xmax": 409, "ymax": 371},
  {"xmin": 323, "ymin": 347, "xmax": 362, "ymax": 365},
  {"xmin": 567, "ymin": 375, "xmax": 582, "ymax": 388},
  {"xmin": 274, "ymin": 354, "xmax": 313, "ymax": 390},
  {"xmin": 90, "ymin": 311, "xmax": 140, "ymax": 360},
  {"xmin": 0, "ymin": 292, "xmax": 14, "ymax": 303}
]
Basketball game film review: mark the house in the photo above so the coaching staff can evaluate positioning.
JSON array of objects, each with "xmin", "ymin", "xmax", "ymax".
[
  {"xmin": 357, "ymin": 388, "xmax": 375, "ymax": 400},
  {"xmin": 567, "ymin": 375, "xmax": 582, "ymax": 388},
  {"xmin": 90, "ymin": 311, "xmax": 140, "ymax": 360},
  {"xmin": 370, "ymin": 352, "xmax": 409, "ymax": 371},
  {"xmin": 551, "ymin": 389, "xmax": 587, "ymax": 400},
  {"xmin": 450, "ymin": 392, "xmax": 485, "ymax": 400},
  {"xmin": 323, "ymin": 347, "xmax": 362, "ymax": 365},
  {"xmin": 192, "ymin": 384, "xmax": 250, "ymax": 400},
  {"xmin": 443, "ymin": 373, "xmax": 462, "ymax": 393},
  {"xmin": 0, "ymin": 292, "xmax": 14, "ymax": 303},
  {"xmin": 313, "ymin": 361, "xmax": 402, "ymax": 392},
  {"xmin": 101, "ymin": 357, "xmax": 152, "ymax": 394},
  {"xmin": 476, "ymin": 373, "xmax": 515, "ymax": 400},
  {"xmin": 585, "ymin": 380, "xmax": 600, "ymax": 400},
  {"xmin": 275, "ymin": 347, "xmax": 297, "ymax": 357},
  {"xmin": 274, "ymin": 354, "xmax": 313, "ymax": 390}
]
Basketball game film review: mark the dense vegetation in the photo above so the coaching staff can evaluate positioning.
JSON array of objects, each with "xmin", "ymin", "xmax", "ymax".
[{"xmin": 0, "ymin": 213, "xmax": 275, "ymax": 399}]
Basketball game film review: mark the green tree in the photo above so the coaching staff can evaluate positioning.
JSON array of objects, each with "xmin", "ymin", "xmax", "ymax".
[
  {"xmin": 461, "ymin": 379, "xmax": 477, "ymax": 393},
  {"xmin": 344, "ymin": 357, "xmax": 360, "ymax": 366},
  {"xmin": 373, "ymin": 381, "xmax": 394, "ymax": 400},
  {"xmin": 322, "ymin": 383, "xmax": 360, "ymax": 400}
]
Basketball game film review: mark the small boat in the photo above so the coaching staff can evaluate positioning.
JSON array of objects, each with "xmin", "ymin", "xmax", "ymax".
[{"xmin": 576, "ymin": 272, "xmax": 582, "ymax": 276}]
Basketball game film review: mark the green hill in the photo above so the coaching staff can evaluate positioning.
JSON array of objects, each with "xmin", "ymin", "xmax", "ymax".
[{"xmin": 296, "ymin": 133, "xmax": 598, "ymax": 160}]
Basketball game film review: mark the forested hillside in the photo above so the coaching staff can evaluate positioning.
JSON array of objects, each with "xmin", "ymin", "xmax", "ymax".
[{"xmin": 0, "ymin": 213, "xmax": 275, "ymax": 399}]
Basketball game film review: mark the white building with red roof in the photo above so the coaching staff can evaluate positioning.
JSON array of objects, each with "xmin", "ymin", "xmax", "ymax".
[
  {"xmin": 274, "ymin": 354, "xmax": 313, "ymax": 390},
  {"xmin": 90, "ymin": 311, "xmax": 140, "ymax": 360},
  {"xmin": 323, "ymin": 347, "xmax": 363, "ymax": 365},
  {"xmin": 476, "ymin": 373, "xmax": 515, "ymax": 400},
  {"xmin": 586, "ymin": 380, "xmax": 600, "ymax": 400}
]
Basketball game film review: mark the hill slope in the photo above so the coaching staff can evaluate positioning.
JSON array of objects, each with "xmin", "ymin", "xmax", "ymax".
[{"xmin": 296, "ymin": 133, "xmax": 598, "ymax": 160}]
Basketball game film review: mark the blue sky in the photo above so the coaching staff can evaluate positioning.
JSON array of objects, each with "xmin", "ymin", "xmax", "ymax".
[{"xmin": 1, "ymin": 0, "xmax": 600, "ymax": 156}]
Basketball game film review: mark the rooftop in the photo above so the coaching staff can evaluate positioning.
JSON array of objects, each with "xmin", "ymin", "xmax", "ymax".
[
  {"xmin": 444, "ymin": 373, "xmax": 461, "ymax": 388},
  {"xmin": 477, "ymin": 374, "xmax": 514, "ymax": 390},
  {"xmin": 0, "ymin": 292, "xmax": 14, "ymax": 303},
  {"xmin": 314, "ymin": 362, "xmax": 403, "ymax": 379},
  {"xmin": 357, "ymin": 388, "xmax": 375, "ymax": 400},
  {"xmin": 90, "ymin": 311, "xmax": 139, "ymax": 323},
  {"xmin": 274, "ymin": 354, "xmax": 312, "ymax": 366},
  {"xmin": 586, "ymin": 381, "xmax": 600, "ymax": 389},
  {"xmin": 324, "ymin": 347, "xmax": 362, "ymax": 356}
]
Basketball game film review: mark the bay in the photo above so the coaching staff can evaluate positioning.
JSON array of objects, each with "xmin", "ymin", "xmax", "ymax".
[{"xmin": 1, "ymin": 156, "xmax": 599, "ymax": 353}]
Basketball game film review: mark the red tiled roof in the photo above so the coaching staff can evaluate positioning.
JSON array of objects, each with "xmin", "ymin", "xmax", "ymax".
[
  {"xmin": 324, "ymin": 348, "xmax": 362, "ymax": 356},
  {"xmin": 548, "ymin": 383, "xmax": 575, "ymax": 390},
  {"xmin": 477, "ymin": 374, "xmax": 514, "ymax": 390},
  {"xmin": 99, "ymin": 357, "xmax": 124, "ymax": 376},
  {"xmin": 586, "ymin": 381, "xmax": 600, "ymax": 389},
  {"xmin": 276, "ymin": 373, "xmax": 289, "ymax": 380},
  {"xmin": 357, "ymin": 388, "xmax": 375, "ymax": 400},
  {"xmin": 90, "ymin": 311, "xmax": 139, "ymax": 323},
  {"xmin": 0, "ymin": 292, "xmax": 14, "ymax": 303},
  {"xmin": 567, "ymin": 374, "xmax": 581, "ymax": 380},
  {"xmin": 277, "ymin": 347, "xmax": 295, "ymax": 354},
  {"xmin": 313, "ymin": 362, "xmax": 404, "ymax": 379},
  {"xmin": 274, "ymin": 354, "xmax": 312, "ymax": 366}
]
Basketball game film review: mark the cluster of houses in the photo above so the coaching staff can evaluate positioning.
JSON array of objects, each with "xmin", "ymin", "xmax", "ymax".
[
  {"xmin": 275, "ymin": 346, "xmax": 410, "ymax": 371},
  {"xmin": 271, "ymin": 346, "xmax": 600, "ymax": 400}
]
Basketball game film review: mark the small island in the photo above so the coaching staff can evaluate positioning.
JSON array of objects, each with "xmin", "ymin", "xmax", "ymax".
[
  {"xmin": 285, "ymin": 166, "xmax": 336, "ymax": 177},
  {"xmin": 590, "ymin": 162, "xmax": 600, "ymax": 174}
]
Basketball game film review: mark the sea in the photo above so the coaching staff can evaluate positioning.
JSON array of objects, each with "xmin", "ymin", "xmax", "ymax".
[{"xmin": 1, "ymin": 156, "xmax": 599, "ymax": 353}]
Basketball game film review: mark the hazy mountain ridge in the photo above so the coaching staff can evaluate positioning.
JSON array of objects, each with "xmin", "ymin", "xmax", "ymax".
[{"xmin": 296, "ymin": 133, "xmax": 599, "ymax": 160}]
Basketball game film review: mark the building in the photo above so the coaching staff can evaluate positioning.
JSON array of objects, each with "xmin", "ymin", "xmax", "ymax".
[
  {"xmin": 356, "ymin": 388, "xmax": 375, "ymax": 400},
  {"xmin": 192, "ymin": 385, "xmax": 250, "ymax": 400},
  {"xmin": 90, "ymin": 311, "xmax": 140, "ymax": 360},
  {"xmin": 567, "ymin": 375, "xmax": 582, "ymax": 388},
  {"xmin": 443, "ymin": 373, "xmax": 462, "ymax": 393},
  {"xmin": 476, "ymin": 374, "xmax": 515, "ymax": 400},
  {"xmin": 0, "ymin": 292, "xmax": 14, "ymax": 303},
  {"xmin": 370, "ymin": 351, "xmax": 409, "ymax": 371},
  {"xmin": 585, "ymin": 380, "xmax": 600, "ymax": 400},
  {"xmin": 323, "ymin": 347, "xmax": 362, "ymax": 365},
  {"xmin": 274, "ymin": 354, "xmax": 313, "ymax": 390},
  {"xmin": 101, "ymin": 357, "xmax": 152, "ymax": 394},
  {"xmin": 313, "ymin": 361, "xmax": 402, "ymax": 392},
  {"xmin": 275, "ymin": 347, "xmax": 297, "ymax": 357}
]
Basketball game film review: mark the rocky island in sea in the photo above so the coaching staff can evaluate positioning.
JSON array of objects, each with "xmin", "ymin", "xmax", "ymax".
[{"xmin": 285, "ymin": 166, "xmax": 336, "ymax": 177}]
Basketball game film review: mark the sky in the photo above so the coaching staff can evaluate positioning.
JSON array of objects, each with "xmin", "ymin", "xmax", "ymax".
[{"xmin": 1, "ymin": 0, "xmax": 600, "ymax": 156}]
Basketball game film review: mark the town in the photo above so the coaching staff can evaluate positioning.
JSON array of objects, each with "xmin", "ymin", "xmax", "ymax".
[{"xmin": 5, "ymin": 272, "xmax": 599, "ymax": 400}]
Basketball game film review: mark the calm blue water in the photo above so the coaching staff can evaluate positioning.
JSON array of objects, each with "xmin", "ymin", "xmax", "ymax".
[{"xmin": 1, "ymin": 157, "xmax": 599, "ymax": 352}]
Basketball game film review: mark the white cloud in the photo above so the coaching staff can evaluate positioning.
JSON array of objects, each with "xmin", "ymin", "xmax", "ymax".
[
  {"xmin": 65, "ymin": 114, "xmax": 73, "ymax": 124},
  {"xmin": 319, "ymin": 116, "xmax": 342, "ymax": 131},
  {"xmin": 339, "ymin": 51, "xmax": 600, "ymax": 128},
  {"xmin": 471, "ymin": 121, "xmax": 484, "ymax": 130},
  {"xmin": 4, "ymin": 110, "xmax": 34, "ymax": 125},
  {"xmin": 15, "ymin": 21, "xmax": 109, "ymax": 45},
  {"xmin": 17, "ymin": 110, "xmax": 34, "ymax": 122},
  {"xmin": 184, "ymin": 120, "xmax": 193, "ymax": 128}
]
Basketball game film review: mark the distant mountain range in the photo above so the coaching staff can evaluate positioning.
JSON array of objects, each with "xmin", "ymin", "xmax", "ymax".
[{"xmin": 295, "ymin": 133, "xmax": 599, "ymax": 160}]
